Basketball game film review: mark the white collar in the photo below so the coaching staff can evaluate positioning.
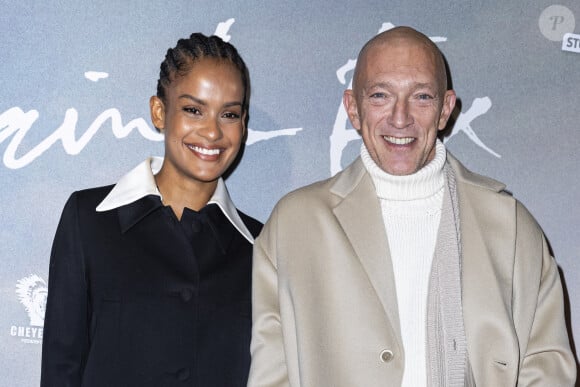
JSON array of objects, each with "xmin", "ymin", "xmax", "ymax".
[{"xmin": 96, "ymin": 157, "xmax": 255, "ymax": 243}]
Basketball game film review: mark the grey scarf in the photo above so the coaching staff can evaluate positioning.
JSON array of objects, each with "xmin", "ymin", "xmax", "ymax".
[{"xmin": 425, "ymin": 163, "xmax": 476, "ymax": 387}]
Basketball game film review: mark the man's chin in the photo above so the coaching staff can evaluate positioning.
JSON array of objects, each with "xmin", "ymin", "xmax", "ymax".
[{"xmin": 379, "ymin": 160, "xmax": 418, "ymax": 176}]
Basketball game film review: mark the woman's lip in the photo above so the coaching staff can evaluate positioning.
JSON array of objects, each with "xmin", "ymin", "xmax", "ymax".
[{"xmin": 186, "ymin": 144, "xmax": 223, "ymax": 156}]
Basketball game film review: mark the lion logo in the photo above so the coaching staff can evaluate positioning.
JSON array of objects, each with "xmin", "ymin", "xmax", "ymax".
[{"xmin": 15, "ymin": 274, "xmax": 48, "ymax": 327}]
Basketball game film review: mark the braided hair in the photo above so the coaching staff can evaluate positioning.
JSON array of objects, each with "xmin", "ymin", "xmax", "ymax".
[{"xmin": 156, "ymin": 33, "xmax": 250, "ymax": 113}]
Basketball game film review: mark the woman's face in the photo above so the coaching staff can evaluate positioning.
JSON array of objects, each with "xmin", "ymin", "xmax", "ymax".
[{"xmin": 150, "ymin": 57, "xmax": 245, "ymax": 186}]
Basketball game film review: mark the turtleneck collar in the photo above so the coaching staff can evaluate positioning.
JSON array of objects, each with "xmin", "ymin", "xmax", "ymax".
[{"xmin": 361, "ymin": 139, "xmax": 447, "ymax": 201}]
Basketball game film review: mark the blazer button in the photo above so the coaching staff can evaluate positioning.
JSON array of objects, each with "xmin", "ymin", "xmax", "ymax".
[
  {"xmin": 176, "ymin": 368, "xmax": 190, "ymax": 381},
  {"xmin": 180, "ymin": 288, "xmax": 193, "ymax": 302},
  {"xmin": 380, "ymin": 349, "xmax": 394, "ymax": 363}
]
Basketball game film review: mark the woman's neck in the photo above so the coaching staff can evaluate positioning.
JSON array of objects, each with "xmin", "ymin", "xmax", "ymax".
[{"xmin": 154, "ymin": 167, "xmax": 217, "ymax": 219}]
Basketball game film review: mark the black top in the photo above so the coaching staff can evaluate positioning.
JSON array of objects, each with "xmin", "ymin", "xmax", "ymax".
[{"xmin": 41, "ymin": 185, "xmax": 262, "ymax": 387}]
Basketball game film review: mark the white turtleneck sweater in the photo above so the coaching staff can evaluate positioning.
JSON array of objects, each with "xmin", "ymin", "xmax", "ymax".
[{"xmin": 361, "ymin": 140, "xmax": 446, "ymax": 387}]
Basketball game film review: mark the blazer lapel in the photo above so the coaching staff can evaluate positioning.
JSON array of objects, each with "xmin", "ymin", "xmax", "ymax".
[
  {"xmin": 331, "ymin": 159, "xmax": 402, "ymax": 344},
  {"xmin": 117, "ymin": 195, "xmax": 163, "ymax": 233}
]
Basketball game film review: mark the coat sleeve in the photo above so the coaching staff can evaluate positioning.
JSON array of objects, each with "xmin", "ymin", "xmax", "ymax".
[
  {"xmin": 513, "ymin": 202, "xmax": 577, "ymax": 386},
  {"xmin": 247, "ymin": 206, "xmax": 291, "ymax": 387},
  {"xmin": 41, "ymin": 193, "xmax": 90, "ymax": 387}
]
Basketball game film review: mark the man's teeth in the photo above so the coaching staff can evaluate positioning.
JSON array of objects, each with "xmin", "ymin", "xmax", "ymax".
[
  {"xmin": 189, "ymin": 145, "xmax": 221, "ymax": 155},
  {"xmin": 384, "ymin": 136, "xmax": 414, "ymax": 145}
]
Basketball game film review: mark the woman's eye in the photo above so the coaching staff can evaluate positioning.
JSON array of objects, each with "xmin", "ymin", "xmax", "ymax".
[
  {"xmin": 184, "ymin": 107, "xmax": 201, "ymax": 115},
  {"xmin": 223, "ymin": 112, "xmax": 241, "ymax": 119}
]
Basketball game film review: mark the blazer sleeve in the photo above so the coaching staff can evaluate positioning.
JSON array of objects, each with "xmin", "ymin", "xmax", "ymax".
[
  {"xmin": 41, "ymin": 193, "xmax": 90, "ymax": 387},
  {"xmin": 248, "ymin": 206, "xmax": 291, "ymax": 387},
  {"xmin": 513, "ymin": 202, "xmax": 577, "ymax": 386}
]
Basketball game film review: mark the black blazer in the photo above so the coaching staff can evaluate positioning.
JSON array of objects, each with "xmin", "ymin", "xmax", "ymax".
[{"xmin": 41, "ymin": 186, "xmax": 262, "ymax": 387}]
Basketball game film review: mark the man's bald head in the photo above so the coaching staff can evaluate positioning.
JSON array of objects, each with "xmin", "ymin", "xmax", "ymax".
[{"xmin": 353, "ymin": 26, "xmax": 449, "ymax": 94}]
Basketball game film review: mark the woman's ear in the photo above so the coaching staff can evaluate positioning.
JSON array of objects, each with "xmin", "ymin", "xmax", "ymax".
[{"xmin": 150, "ymin": 96, "xmax": 165, "ymax": 132}]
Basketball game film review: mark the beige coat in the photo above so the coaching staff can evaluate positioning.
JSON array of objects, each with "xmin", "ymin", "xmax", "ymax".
[{"xmin": 248, "ymin": 154, "xmax": 576, "ymax": 387}]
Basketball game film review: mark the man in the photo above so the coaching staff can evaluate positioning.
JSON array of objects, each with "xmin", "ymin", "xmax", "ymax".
[{"xmin": 248, "ymin": 26, "xmax": 576, "ymax": 386}]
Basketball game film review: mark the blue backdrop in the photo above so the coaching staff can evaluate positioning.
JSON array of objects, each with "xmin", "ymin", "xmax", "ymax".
[{"xmin": 1, "ymin": 1, "xmax": 579, "ymax": 385}]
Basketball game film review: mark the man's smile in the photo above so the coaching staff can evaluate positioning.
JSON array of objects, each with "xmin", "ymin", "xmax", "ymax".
[{"xmin": 383, "ymin": 136, "xmax": 415, "ymax": 145}]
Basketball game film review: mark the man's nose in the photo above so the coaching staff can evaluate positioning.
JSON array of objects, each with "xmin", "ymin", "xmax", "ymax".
[{"xmin": 389, "ymin": 99, "xmax": 413, "ymax": 129}]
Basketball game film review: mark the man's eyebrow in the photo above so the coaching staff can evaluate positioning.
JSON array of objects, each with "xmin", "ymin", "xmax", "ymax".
[
  {"xmin": 364, "ymin": 81, "xmax": 393, "ymax": 90},
  {"xmin": 365, "ymin": 81, "xmax": 437, "ymax": 88},
  {"xmin": 363, "ymin": 81, "xmax": 439, "ymax": 93},
  {"xmin": 412, "ymin": 82, "xmax": 437, "ymax": 90}
]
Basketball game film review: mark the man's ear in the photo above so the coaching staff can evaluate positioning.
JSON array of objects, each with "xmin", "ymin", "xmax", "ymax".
[
  {"xmin": 437, "ymin": 89, "xmax": 456, "ymax": 131},
  {"xmin": 343, "ymin": 89, "xmax": 361, "ymax": 130},
  {"xmin": 150, "ymin": 96, "xmax": 165, "ymax": 132}
]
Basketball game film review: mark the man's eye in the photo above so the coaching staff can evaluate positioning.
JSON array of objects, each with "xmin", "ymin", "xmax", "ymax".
[
  {"xmin": 417, "ymin": 94, "xmax": 433, "ymax": 100},
  {"xmin": 370, "ymin": 93, "xmax": 386, "ymax": 99}
]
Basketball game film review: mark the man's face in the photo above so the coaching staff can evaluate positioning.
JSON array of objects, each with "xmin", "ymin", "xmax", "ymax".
[{"xmin": 344, "ymin": 38, "xmax": 455, "ymax": 176}]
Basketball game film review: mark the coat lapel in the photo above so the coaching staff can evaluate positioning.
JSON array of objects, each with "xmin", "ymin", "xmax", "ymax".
[{"xmin": 331, "ymin": 159, "xmax": 403, "ymax": 345}]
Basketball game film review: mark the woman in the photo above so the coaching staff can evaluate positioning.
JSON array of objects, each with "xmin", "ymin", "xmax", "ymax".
[{"xmin": 40, "ymin": 33, "xmax": 261, "ymax": 386}]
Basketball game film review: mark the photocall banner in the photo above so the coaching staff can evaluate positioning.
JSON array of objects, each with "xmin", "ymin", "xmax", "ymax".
[{"xmin": 1, "ymin": 1, "xmax": 578, "ymax": 385}]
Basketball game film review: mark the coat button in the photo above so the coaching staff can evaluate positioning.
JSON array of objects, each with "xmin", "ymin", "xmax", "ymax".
[
  {"xmin": 180, "ymin": 288, "xmax": 193, "ymax": 302},
  {"xmin": 380, "ymin": 349, "xmax": 394, "ymax": 363},
  {"xmin": 176, "ymin": 368, "xmax": 190, "ymax": 381}
]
